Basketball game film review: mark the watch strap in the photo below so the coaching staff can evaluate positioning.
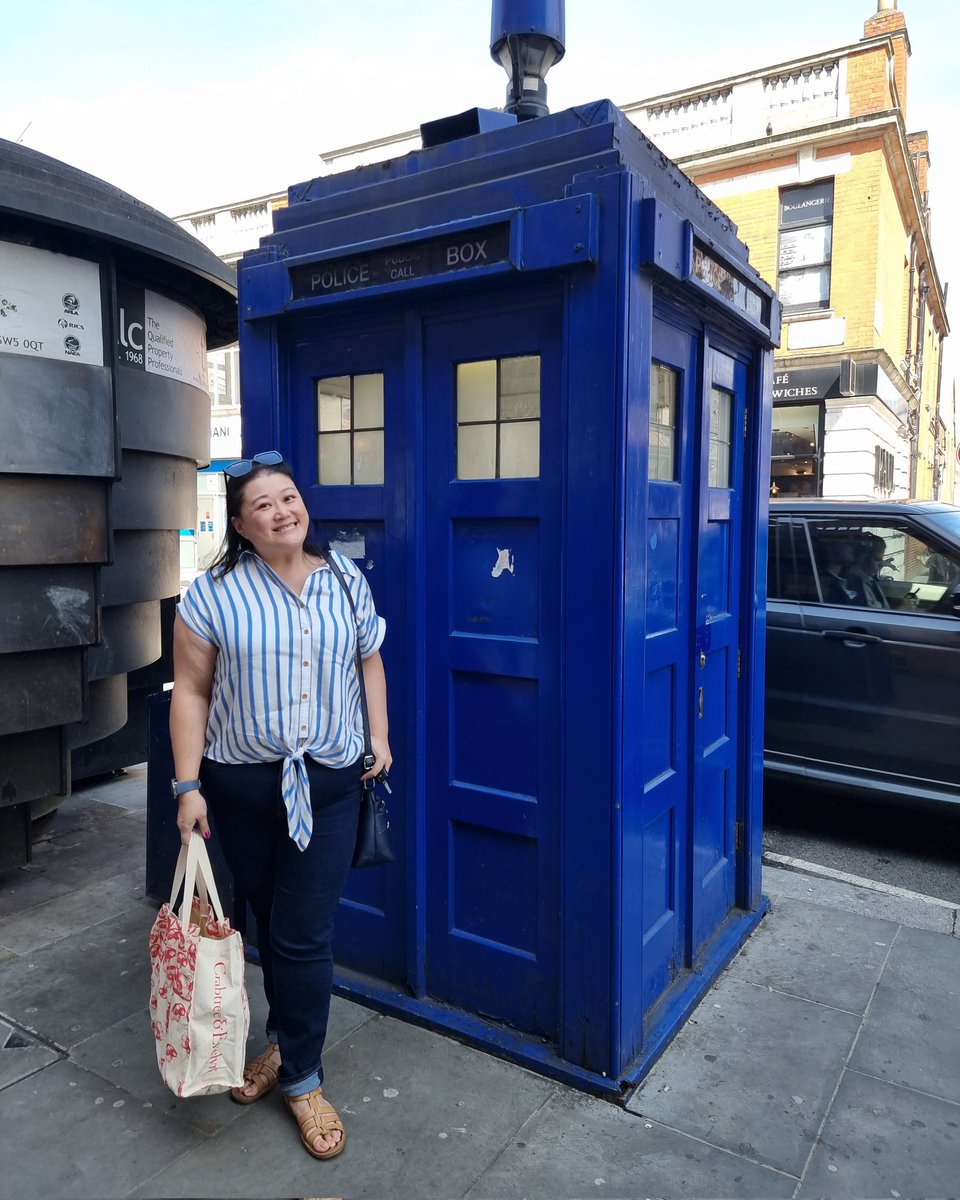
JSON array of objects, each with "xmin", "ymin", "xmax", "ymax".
[{"xmin": 173, "ymin": 779, "xmax": 202, "ymax": 797}]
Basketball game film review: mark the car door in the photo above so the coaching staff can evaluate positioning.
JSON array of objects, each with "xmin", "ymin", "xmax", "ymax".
[{"xmin": 769, "ymin": 512, "xmax": 960, "ymax": 797}]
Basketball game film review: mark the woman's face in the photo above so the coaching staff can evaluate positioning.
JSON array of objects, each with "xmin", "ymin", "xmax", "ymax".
[{"xmin": 231, "ymin": 470, "xmax": 310, "ymax": 557}]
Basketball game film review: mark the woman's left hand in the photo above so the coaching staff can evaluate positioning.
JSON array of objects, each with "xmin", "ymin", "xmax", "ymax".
[{"xmin": 362, "ymin": 735, "xmax": 393, "ymax": 783}]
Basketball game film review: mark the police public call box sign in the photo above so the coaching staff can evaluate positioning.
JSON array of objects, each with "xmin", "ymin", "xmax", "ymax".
[{"xmin": 290, "ymin": 224, "xmax": 511, "ymax": 300}]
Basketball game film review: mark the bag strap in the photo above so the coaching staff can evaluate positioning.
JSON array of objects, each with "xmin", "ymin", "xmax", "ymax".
[
  {"xmin": 172, "ymin": 833, "xmax": 227, "ymax": 927},
  {"xmin": 325, "ymin": 553, "xmax": 373, "ymax": 768}
]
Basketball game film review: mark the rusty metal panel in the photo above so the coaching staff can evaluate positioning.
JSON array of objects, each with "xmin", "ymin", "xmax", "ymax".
[
  {"xmin": 99, "ymin": 530, "xmax": 179, "ymax": 605},
  {"xmin": 0, "ymin": 727, "xmax": 67, "ymax": 808},
  {"xmin": 0, "ymin": 648, "xmax": 85, "ymax": 735},
  {"xmin": 0, "ymin": 565, "xmax": 98, "ymax": 654},
  {"xmin": 87, "ymin": 600, "xmax": 161, "ymax": 680},
  {"xmin": 116, "ymin": 370, "xmax": 211, "ymax": 462},
  {"xmin": 0, "ymin": 476, "xmax": 109, "ymax": 566},
  {"xmin": 112, "ymin": 451, "xmax": 197, "ymax": 530},
  {"xmin": 0, "ymin": 356, "xmax": 115, "ymax": 477},
  {"xmin": 65, "ymin": 673, "xmax": 127, "ymax": 750}
]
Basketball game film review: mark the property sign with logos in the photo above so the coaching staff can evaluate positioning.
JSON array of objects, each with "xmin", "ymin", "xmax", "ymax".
[
  {"xmin": 0, "ymin": 240, "xmax": 104, "ymax": 366},
  {"xmin": 117, "ymin": 284, "xmax": 208, "ymax": 390}
]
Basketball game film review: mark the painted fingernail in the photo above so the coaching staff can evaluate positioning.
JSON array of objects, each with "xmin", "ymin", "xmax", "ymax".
[{"xmin": 203, "ymin": 830, "xmax": 211, "ymax": 840}]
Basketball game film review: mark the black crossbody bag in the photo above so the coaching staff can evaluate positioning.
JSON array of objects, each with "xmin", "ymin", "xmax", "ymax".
[{"xmin": 325, "ymin": 555, "xmax": 395, "ymax": 869}]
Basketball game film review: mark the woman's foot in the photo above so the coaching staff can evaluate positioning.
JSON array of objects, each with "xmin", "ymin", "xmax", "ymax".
[
  {"xmin": 283, "ymin": 1088, "xmax": 346, "ymax": 1159},
  {"xmin": 230, "ymin": 1042, "xmax": 281, "ymax": 1104}
]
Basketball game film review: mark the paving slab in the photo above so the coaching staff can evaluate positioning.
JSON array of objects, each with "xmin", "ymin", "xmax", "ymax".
[
  {"xmin": 850, "ymin": 924, "xmax": 960, "ymax": 1103},
  {"xmin": 132, "ymin": 1012, "xmax": 558, "ymax": 1200},
  {"xmin": 0, "ymin": 1016, "xmax": 61, "ymax": 1088},
  {"xmin": 70, "ymin": 982, "xmax": 375, "ymax": 1134},
  {"xmin": 0, "ymin": 1057, "xmax": 207, "ymax": 1200},
  {"xmin": 0, "ymin": 866, "xmax": 145, "ymax": 954},
  {"xmin": 628, "ymin": 974, "xmax": 860, "ymax": 1177},
  {"xmin": 467, "ymin": 1089, "xmax": 797, "ymax": 1199},
  {"xmin": 763, "ymin": 864, "xmax": 956, "ymax": 936},
  {"xmin": 75, "ymin": 764, "xmax": 149, "ymax": 814},
  {"xmin": 27, "ymin": 797, "xmax": 146, "ymax": 890},
  {"xmin": 728, "ymin": 896, "xmax": 891, "ymax": 1013},
  {"xmin": 0, "ymin": 902, "xmax": 156, "ymax": 1047},
  {"xmin": 798, "ymin": 1068, "xmax": 960, "ymax": 1198},
  {"xmin": 0, "ymin": 863, "xmax": 73, "ymax": 918}
]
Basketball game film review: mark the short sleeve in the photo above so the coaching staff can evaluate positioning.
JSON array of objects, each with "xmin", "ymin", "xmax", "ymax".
[
  {"xmin": 336, "ymin": 553, "xmax": 385, "ymax": 657},
  {"xmin": 177, "ymin": 574, "xmax": 219, "ymax": 646}
]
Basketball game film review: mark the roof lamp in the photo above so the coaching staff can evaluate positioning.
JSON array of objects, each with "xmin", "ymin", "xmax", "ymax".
[{"xmin": 490, "ymin": 0, "xmax": 565, "ymax": 121}]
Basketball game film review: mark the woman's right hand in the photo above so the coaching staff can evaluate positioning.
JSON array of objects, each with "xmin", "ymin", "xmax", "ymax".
[{"xmin": 176, "ymin": 790, "xmax": 210, "ymax": 846}]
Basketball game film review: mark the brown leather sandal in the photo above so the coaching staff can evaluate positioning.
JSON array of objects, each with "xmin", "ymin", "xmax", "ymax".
[
  {"xmin": 283, "ymin": 1087, "xmax": 346, "ymax": 1160},
  {"xmin": 230, "ymin": 1043, "xmax": 280, "ymax": 1105}
]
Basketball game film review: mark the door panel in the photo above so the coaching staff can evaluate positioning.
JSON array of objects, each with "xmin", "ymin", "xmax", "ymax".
[
  {"xmin": 690, "ymin": 346, "xmax": 747, "ymax": 956},
  {"xmin": 287, "ymin": 325, "xmax": 408, "ymax": 982},
  {"xmin": 423, "ymin": 303, "xmax": 561, "ymax": 1036},
  {"xmin": 637, "ymin": 319, "xmax": 697, "ymax": 1013}
]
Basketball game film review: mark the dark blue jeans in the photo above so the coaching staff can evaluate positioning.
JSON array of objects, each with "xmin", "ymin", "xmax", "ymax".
[{"xmin": 199, "ymin": 755, "xmax": 360, "ymax": 1096}]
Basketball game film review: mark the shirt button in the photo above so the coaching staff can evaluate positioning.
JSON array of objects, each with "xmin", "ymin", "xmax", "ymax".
[
  {"xmin": 303, "ymin": 660, "xmax": 309, "ymax": 667},
  {"xmin": 303, "ymin": 629, "xmax": 309, "ymax": 636},
  {"xmin": 302, "ymin": 693, "xmax": 308, "ymax": 700},
  {"xmin": 300, "ymin": 724, "xmax": 307, "ymax": 731}
]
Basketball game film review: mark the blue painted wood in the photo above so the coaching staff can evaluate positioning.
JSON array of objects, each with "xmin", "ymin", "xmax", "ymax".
[
  {"xmin": 422, "ymin": 295, "xmax": 562, "ymax": 1037},
  {"xmin": 236, "ymin": 96, "xmax": 778, "ymax": 1093}
]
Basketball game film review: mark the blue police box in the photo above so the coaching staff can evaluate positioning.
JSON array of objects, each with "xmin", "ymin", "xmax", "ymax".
[{"xmin": 236, "ymin": 94, "xmax": 779, "ymax": 1094}]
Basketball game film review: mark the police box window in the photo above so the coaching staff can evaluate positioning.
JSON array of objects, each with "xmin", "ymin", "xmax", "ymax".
[{"xmin": 777, "ymin": 180, "xmax": 834, "ymax": 312}]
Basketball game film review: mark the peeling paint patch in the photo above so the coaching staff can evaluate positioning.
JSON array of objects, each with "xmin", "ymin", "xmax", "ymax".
[
  {"xmin": 45, "ymin": 586, "xmax": 89, "ymax": 640},
  {"xmin": 491, "ymin": 547, "xmax": 514, "ymax": 578}
]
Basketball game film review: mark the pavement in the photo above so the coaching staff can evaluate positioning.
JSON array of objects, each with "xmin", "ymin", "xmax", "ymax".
[{"xmin": 1, "ymin": 766, "xmax": 959, "ymax": 1200}]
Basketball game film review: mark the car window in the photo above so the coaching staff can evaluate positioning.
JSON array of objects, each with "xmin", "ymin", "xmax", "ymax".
[
  {"xmin": 808, "ymin": 520, "xmax": 960, "ymax": 613},
  {"xmin": 767, "ymin": 517, "xmax": 819, "ymax": 601}
]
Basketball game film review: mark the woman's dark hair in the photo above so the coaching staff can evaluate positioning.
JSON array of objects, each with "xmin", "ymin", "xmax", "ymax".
[{"xmin": 208, "ymin": 461, "xmax": 327, "ymax": 577}]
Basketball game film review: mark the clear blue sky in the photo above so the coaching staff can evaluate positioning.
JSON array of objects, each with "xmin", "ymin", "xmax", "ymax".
[{"xmin": 3, "ymin": 0, "xmax": 957, "ymax": 343}]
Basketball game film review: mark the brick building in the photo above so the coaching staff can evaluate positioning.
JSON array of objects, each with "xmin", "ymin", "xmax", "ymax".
[{"xmin": 624, "ymin": 0, "xmax": 952, "ymax": 501}]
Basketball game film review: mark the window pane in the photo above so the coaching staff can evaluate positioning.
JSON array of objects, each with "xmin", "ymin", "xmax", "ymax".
[
  {"xmin": 709, "ymin": 387, "xmax": 732, "ymax": 487},
  {"xmin": 500, "ymin": 356, "xmax": 540, "ymax": 420},
  {"xmin": 499, "ymin": 420, "xmax": 540, "ymax": 478},
  {"xmin": 457, "ymin": 360, "xmax": 497, "ymax": 423},
  {"xmin": 353, "ymin": 373, "xmax": 384, "ymax": 428},
  {"xmin": 779, "ymin": 265, "xmax": 830, "ymax": 308},
  {"xmin": 779, "ymin": 225, "xmax": 832, "ymax": 271},
  {"xmin": 457, "ymin": 423, "xmax": 497, "ymax": 479},
  {"xmin": 318, "ymin": 432, "xmax": 351, "ymax": 485},
  {"xmin": 353, "ymin": 430, "xmax": 384, "ymax": 484},
  {"xmin": 649, "ymin": 363, "xmax": 678, "ymax": 481},
  {"xmin": 317, "ymin": 376, "xmax": 351, "ymax": 431}
]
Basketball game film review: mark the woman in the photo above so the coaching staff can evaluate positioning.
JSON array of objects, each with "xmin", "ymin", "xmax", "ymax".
[{"xmin": 170, "ymin": 450, "xmax": 390, "ymax": 1160}]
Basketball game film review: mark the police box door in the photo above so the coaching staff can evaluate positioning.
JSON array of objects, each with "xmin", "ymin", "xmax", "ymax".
[
  {"xmin": 690, "ymin": 341, "xmax": 749, "ymax": 956},
  {"xmin": 422, "ymin": 296, "xmax": 562, "ymax": 1036}
]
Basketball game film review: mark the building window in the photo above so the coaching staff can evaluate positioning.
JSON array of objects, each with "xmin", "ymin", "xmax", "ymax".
[
  {"xmin": 649, "ymin": 362, "xmax": 678, "ymax": 481},
  {"xmin": 456, "ymin": 356, "xmax": 540, "ymax": 479},
  {"xmin": 777, "ymin": 180, "xmax": 834, "ymax": 312},
  {"xmin": 316, "ymin": 373, "xmax": 384, "ymax": 485},
  {"xmin": 770, "ymin": 403, "xmax": 821, "ymax": 497}
]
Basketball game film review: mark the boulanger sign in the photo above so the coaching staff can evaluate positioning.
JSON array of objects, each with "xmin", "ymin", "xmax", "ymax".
[
  {"xmin": 0, "ymin": 241, "xmax": 104, "ymax": 366},
  {"xmin": 117, "ymin": 284, "xmax": 208, "ymax": 390}
]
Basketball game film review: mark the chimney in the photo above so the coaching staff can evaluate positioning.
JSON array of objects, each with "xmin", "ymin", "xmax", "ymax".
[{"xmin": 863, "ymin": 0, "xmax": 911, "ymax": 117}]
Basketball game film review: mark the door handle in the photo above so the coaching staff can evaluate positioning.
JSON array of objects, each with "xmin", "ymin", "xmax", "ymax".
[
  {"xmin": 821, "ymin": 629, "xmax": 882, "ymax": 645},
  {"xmin": 698, "ymin": 686, "xmax": 704, "ymax": 719}
]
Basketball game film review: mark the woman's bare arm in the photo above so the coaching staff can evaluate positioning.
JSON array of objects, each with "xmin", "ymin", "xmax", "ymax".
[
  {"xmin": 360, "ymin": 649, "xmax": 392, "ymax": 781},
  {"xmin": 170, "ymin": 614, "xmax": 218, "ymax": 844}
]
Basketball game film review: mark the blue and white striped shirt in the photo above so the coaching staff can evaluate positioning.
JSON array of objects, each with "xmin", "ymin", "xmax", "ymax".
[{"xmin": 178, "ymin": 549, "xmax": 385, "ymax": 850}]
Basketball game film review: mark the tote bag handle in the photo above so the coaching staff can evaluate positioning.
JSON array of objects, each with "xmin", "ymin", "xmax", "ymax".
[{"xmin": 169, "ymin": 833, "xmax": 227, "ymax": 929}]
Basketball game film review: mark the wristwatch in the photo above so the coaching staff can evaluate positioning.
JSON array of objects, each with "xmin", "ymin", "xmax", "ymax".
[{"xmin": 171, "ymin": 778, "xmax": 202, "ymax": 800}]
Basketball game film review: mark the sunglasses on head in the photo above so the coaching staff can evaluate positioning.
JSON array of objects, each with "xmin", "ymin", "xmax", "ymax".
[{"xmin": 223, "ymin": 450, "xmax": 284, "ymax": 479}]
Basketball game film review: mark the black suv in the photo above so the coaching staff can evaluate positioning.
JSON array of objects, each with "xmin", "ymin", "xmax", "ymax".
[{"xmin": 765, "ymin": 499, "xmax": 960, "ymax": 806}]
